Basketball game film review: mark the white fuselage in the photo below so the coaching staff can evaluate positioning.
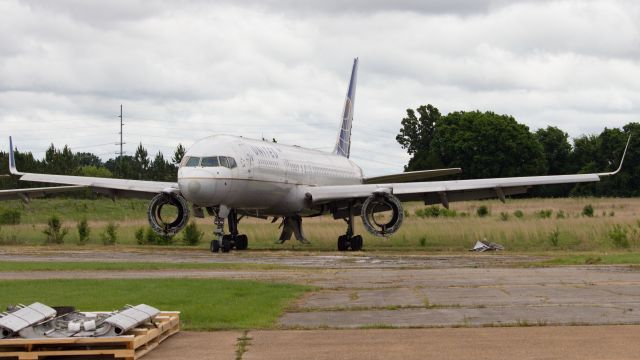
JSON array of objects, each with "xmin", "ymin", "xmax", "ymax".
[{"xmin": 177, "ymin": 135, "xmax": 363, "ymax": 215}]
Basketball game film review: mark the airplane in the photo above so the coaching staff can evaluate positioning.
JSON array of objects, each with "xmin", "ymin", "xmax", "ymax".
[{"xmin": 2, "ymin": 58, "xmax": 631, "ymax": 253}]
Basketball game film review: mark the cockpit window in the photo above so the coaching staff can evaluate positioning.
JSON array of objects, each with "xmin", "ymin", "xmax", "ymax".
[
  {"xmin": 201, "ymin": 156, "xmax": 220, "ymax": 167},
  {"xmin": 226, "ymin": 157, "xmax": 237, "ymax": 169},
  {"xmin": 219, "ymin": 156, "xmax": 229, "ymax": 168},
  {"xmin": 185, "ymin": 157, "xmax": 200, "ymax": 167}
]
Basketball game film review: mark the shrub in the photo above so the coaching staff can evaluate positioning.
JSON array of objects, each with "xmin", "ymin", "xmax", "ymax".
[
  {"xmin": 145, "ymin": 227, "xmax": 173, "ymax": 245},
  {"xmin": 556, "ymin": 210, "xmax": 566, "ymax": 219},
  {"xmin": 419, "ymin": 236, "xmax": 427, "ymax": 247},
  {"xmin": 549, "ymin": 228, "xmax": 560, "ymax": 247},
  {"xmin": 100, "ymin": 222, "xmax": 118, "ymax": 245},
  {"xmin": 513, "ymin": 210, "xmax": 524, "ymax": 218},
  {"xmin": 476, "ymin": 205, "xmax": 489, "ymax": 217},
  {"xmin": 536, "ymin": 209, "xmax": 553, "ymax": 219},
  {"xmin": 499, "ymin": 212, "xmax": 510, "ymax": 221},
  {"xmin": 43, "ymin": 215, "xmax": 68, "ymax": 244},
  {"xmin": 182, "ymin": 222, "xmax": 203, "ymax": 246},
  {"xmin": 582, "ymin": 204, "xmax": 594, "ymax": 217},
  {"xmin": 609, "ymin": 225, "xmax": 629, "ymax": 249},
  {"xmin": 0, "ymin": 209, "xmax": 21, "ymax": 225},
  {"xmin": 440, "ymin": 208, "xmax": 458, "ymax": 217},
  {"xmin": 609, "ymin": 211, "xmax": 615, "ymax": 217},
  {"xmin": 76, "ymin": 219, "xmax": 90, "ymax": 245},
  {"xmin": 135, "ymin": 227, "xmax": 145, "ymax": 245},
  {"xmin": 416, "ymin": 206, "xmax": 441, "ymax": 218}
]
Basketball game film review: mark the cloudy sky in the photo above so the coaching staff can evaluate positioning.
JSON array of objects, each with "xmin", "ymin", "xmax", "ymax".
[{"xmin": 1, "ymin": 0, "xmax": 639, "ymax": 176}]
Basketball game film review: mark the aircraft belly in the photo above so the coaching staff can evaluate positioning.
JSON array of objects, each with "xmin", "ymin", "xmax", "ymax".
[{"xmin": 226, "ymin": 179, "xmax": 305, "ymax": 214}]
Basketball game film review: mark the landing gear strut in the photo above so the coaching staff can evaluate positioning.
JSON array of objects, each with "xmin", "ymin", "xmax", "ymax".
[
  {"xmin": 210, "ymin": 207, "xmax": 249, "ymax": 253},
  {"xmin": 338, "ymin": 205, "xmax": 363, "ymax": 251}
]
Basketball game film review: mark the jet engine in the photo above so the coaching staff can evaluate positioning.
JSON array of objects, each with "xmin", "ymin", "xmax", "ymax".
[
  {"xmin": 147, "ymin": 193, "xmax": 190, "ymax": 236},
  {"xmin": 360, "ymin": 193, "xmax": 404, "ymax": 236}
]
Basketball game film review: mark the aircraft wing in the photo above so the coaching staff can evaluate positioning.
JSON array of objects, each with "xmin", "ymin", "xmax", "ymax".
[
  {"xmin": 0, "ymin": 185, "xmax": 87, "ymax": 201},
  {"xmin": 7, "ymin": 137, "xmax": 178, "ymax": 199},
  {"xmin": 306, "ymin": 173, "xmax": 601, "ymax": 205},
  {"xmin": 363, "ymin": 168, "xmax": 462, "ymax": 184},
  {"xmin": 307, "ymin": 136, "xmax": 630, "ymax": 207}
]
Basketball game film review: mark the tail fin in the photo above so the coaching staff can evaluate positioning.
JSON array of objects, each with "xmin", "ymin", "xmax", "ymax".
[{"xmin": 333, "ymin": 58, "xmax": 358, "ymax": 158}]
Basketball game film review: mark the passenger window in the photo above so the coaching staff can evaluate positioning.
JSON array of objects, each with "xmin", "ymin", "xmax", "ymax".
[
  {"xmin": 201, "ymin": 157, "xmax": 220, "ymax": 167},
  {"xmin": 185, "ymin": 157, "xmax": 201, "ymax": 167}
]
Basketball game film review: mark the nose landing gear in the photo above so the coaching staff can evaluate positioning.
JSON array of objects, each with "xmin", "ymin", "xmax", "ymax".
[{"xmin": 209, "ymin": 207, "xmax": 249, "ymax": 253}]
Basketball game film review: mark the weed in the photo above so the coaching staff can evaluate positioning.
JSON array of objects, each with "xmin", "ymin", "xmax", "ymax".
[
  {"xmin": 419, "ymin": 236, "xmax": 427, "ymax": 247},
  {"xmin": 100, "ymin": 222, "xmax": 118, "ymax": 245},
  {"xmin": 609, "ymin": 211, "xmax": 615, "ymax": 217},
  {"xmin": 536, "ymin": 209, "xmax": 553, "ymax": 219},
  {"xmin": 145, "ymin": 227, "xmax": 173, "ymax": 245},
  {"xmin": 513, "ymin": 210, "xmax": 524, "ymax": 218},
  {"xmin": 499, "ymin": 212, "xmax": 510, "ymax": 221},
  {"xmin": 609, "ymin": 224, "xmax": 630, "ymax": 249},
  {"xmin": 76, "ymin": 218, "xmax": 90, "ymax": 245},
  {"xmin": 134, "ymin": 227, "xmax": 145, "ymax": 245},
  {"xmin": 476, "ymin": 205, "xmax": 490, "ymax": 217},
  {"xmin": 236, "ymin": 331, "xmax": 252, "ymax": 360},
  {"xmin": 182, "ymin": 222, "xmax": 203, "ymax": 246},
  {"xmin": 416, "ymin": 206, "xmax": 441, "ymax": 218},
  {"xmin": 584, "ymin": 257, "xmax": 602, "ymax": 264},
  {"xmin": 582, "ymin": 204, "xmax": 594, "ymax": 217},
  {"xmin": 556, "ymin": 210, "xmax": 566, "ymax": 219},
  {"xmin": 548, "ymin": 227, "xmax": 560, "ymax": 247},
  {"xmin": 0, "ymin": 209, "xmax": 21, "ymax": 225},
  {"xmin": 440, "ymin": 208, "xmax": 458, "ymax": 217},
  {"xmin": 43, "ymin": 215, "xmax": 68, "ymax": 244}
]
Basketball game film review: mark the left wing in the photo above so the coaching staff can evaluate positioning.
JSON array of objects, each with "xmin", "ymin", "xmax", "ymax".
[
  {"xmin": 5, "ymin": 137, "xmax": 178, "ymax": 199},
  {"xmin": 306, "ymin": 137, "xmax": 630, "ymax": 207}
]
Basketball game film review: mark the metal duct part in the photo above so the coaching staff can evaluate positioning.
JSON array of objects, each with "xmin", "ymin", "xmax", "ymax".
[
  {"xmin": 104, "ymin": 304, "xmax": 160, "ymax": 336},
  {"xmin": 0, "ymin": 303, "xmax": 56, "ymax": 339}
]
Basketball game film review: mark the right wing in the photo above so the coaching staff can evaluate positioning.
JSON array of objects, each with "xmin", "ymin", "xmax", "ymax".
[{"xmin": 6, "ymin": 137, "xmax": 178, "ymax": 200}]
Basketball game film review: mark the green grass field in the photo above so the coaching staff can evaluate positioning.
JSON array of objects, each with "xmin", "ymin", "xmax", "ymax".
[
  {"xmin": 1, "ymin": 197, "xmax": 640, "ymax": 253},
  {"xmin": 0, "ymin": 279, "xmax": 311, "ymax": 330},
  {"xmin": 0, "ymin": 261, "xmax": 297, "ymax": 272}
]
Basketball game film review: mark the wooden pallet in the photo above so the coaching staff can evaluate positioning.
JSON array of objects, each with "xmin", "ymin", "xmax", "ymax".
[{"xmin": 0, "ymin": 311, "xmax": 180, "ymax": 360}]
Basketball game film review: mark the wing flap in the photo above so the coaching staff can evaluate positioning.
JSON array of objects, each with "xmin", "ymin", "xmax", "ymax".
[
  {"xmin": 363, "ymin": 168, "xmax": 462, "ymax": 184},
  {"xmin": 0, "ymin": 185, "xmax": 87, "ymax": 201}
]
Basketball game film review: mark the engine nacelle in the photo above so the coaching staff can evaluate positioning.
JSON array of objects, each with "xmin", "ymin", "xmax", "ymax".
[
  {"xmin": 361, "ymin": 193, "xmax": 404, "ymax": 237},
  {"xmin": 147, "ymin": 193, "xmax": 190, "ymax": 236}
]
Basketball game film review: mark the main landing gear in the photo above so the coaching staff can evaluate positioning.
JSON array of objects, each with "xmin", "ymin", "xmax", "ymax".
[
  {"xmin": 337, "ymin": 205, "xmax": 363, "ymax": 251},
  {"xmin": 210, "ymin": 208, "xmax": 249, "ymax": 253}
]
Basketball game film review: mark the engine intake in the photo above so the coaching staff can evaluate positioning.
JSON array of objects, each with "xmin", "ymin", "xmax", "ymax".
[
  {"xmin": 147, "ymin": 193, "xmax": 190, "ymax": 236},
  {"xmin": 361, "ymin": 193, "xmax": 404, "ymax": 236}
]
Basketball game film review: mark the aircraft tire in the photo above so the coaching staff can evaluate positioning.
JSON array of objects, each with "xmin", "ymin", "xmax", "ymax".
[
  {"xmin": 221, "ymin": 235, "xmax": 232, "ymax": 253},
  {"xmin": 350, "ymin": 235, "xmax": 363, "ymax": 251},
  {"xmin": 235, "ymin": 235, "xmax": 248, "ymax": 250},
  {"xmin": 211, "ymin": 240, "xmax": 220, "ymax": 253},
  {"xmin": 337, "ymin": 235, "xmax": 349, "ymax": 251}
]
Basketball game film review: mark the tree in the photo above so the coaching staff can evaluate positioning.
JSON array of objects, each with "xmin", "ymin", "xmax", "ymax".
[
  {"xmin": 533, "ymin": 126, "xmax": 573, "ymax": 197},
  {"xmin": 431, "ymin": 110, "xmax": 546, "ymax": 179},
  {"xmin": 172, "ymin": 144, "xmax": 186, "ymax": 165},
  {"xmin": 133, "ymin": 143, "xmax": 150, "ymax": 179}
]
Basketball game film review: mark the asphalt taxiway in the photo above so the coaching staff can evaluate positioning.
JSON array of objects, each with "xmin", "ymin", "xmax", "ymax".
[{"xmin": 2, "ymin": 249, "xmax": 640, "ymax": 359}]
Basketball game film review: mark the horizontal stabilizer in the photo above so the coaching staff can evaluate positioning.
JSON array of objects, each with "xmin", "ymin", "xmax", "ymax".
[{"xmin": 363, "ymin": 168, "xmax": 462, "ymax": 184}]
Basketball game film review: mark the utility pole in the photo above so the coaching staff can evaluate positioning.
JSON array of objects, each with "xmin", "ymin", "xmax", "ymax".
[{"xmin": 118, "ymin": 104, "xmax": 124, "ymax": 158}]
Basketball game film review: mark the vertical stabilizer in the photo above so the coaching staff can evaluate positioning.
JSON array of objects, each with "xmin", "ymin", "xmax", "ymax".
[{"xmin": 333, "ymin": 58, "xmax": 358, "ymax": 158}]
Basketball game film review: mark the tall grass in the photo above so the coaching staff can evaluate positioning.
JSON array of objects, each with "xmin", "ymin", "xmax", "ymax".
[{"xmin": 0, "ymin": 197, "xmax": 639, "ymax": 252}]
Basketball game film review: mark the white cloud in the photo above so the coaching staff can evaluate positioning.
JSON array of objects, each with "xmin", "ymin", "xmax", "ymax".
[{"xmin": 1, "ymin": 0, "xmax": 640, "ymax": 176}]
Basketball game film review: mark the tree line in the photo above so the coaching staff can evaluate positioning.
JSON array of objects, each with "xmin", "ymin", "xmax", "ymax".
[
  {"xmin": 396, "ymin": 104, "xmax": 640, "ymax": 197},
  {"xmin": 0, "ymin": 143, "xmax": 186, "ymax": 190}
]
